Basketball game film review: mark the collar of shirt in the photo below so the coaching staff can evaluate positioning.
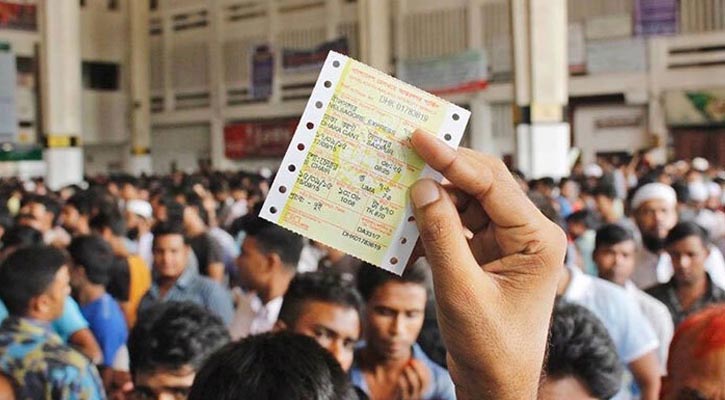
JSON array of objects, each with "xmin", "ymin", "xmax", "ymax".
[
  {"xmin": 562, "ymin": 264, "xmax": 593, "ymax": 300},
  {"xmin": 1, "ymin": 316, "xmax": 58, "ymax": 342},
  {"xmin": 349, "ymin": 343, "xmax": 436, "ymax": 398},
  {"xmin": 248, "ymin": 295, "xmax": 283, "ymax": 334},
  {"xmin": 149, "ymin": 265, "xmax": 198, "ymax": 299}
]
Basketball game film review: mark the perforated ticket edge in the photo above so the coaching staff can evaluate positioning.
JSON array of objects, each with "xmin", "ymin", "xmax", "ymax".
[{"xmin": 260, "ymin": 51, "xmax": 470, "ymax": 275}]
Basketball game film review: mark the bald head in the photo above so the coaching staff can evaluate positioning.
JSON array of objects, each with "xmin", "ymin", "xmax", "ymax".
[{"xmin": 662, "ymin": 305, "xmax": 725, "ymax": 400}]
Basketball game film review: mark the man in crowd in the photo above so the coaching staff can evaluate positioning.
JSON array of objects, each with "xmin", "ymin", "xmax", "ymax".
[
  {"xmin": 180, "ymin": 194, "xmax": 226, "ymax": 283},
  {"xmin": 188, "ymin": 332, "xmax": 356, "ymax": 400},
  {"xmin": 661, "ymin": 305, "xmax": 725, "ymax": 399},
  {"xmin": 593, "ymin": 223, "xmax": 674, "ymax": 367},
  {"xmin": 0, "ymin": 246, "xmax": 105, "ymax": 399},
  {"xmin": 351, "ymin": 262, "xmax": 455, "ymax": 400},
  {"xmin": 631, "ymin": 183, "xmax": 725, "ymax": 289},
  {"xmin": 647, "ymin": 222, "xmax": 725, "ymax": 326},
  {"xmin": 67, "ymin": 235, "xmax": 128, "ymax": 368},
  {"xmin": 19, "ymin": 194, "xmax": 70, "ymax": 247},
  {"xmin": 127, "ymin": 302, "xmax": 230, "ymax": 400},
  {"xmin": 139, "ymin": 222, "xmax": 234, "ymax": 325},
  {"xmin": 61, "ymin": 191, "xmax": 93, "ymax": 236},
  {"xmin": 90, "ymin": 210, "xmax": 152, "ymax": 328},
  {"xmin": 231, "ymin": 215, "xmax": 302, "ymax": 339},
  {"xmin": 540, "ymin": 301, "xmax": 622, "ymax": 400},
  {"xmin": 275, "ymin": 271, "xmax": 362, "ymax": 371},
  {"xmin": 124, "ymin": 199, "xmax": 155, "ymax": 269},
  {"xmin": 529, "ymin": 189, "xmax": 662, "ymax": 400}
]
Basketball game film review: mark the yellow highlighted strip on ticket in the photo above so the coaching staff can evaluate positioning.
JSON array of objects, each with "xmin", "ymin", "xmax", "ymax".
[{"xmin": 261, "ymin": 51, "xmax": 470, "ymax": 275}]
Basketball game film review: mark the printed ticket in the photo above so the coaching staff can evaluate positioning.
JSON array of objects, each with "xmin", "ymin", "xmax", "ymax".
[{"xmin": 261, "ymin": 51, "xmax": 470, "ymax": 274}]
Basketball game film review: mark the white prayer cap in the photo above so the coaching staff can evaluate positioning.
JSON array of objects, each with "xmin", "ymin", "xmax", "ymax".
[
  {"xmin": 126, "ymin": 199, "xmax": 153, "ymax": 219},
  {"xmin": 692, "ymin": 157, "xmax": 710, "ymax": 172},
  {"xmin": 631, "ymin": 183, "xmax": 677, "ymax": 210},
  {"xmin": 688, "ymin": 181, "xmax": 709, "ymax": 202},
  {"xmin": 259, "ymin": 167, "xmax": 272, "ymax": 179},
  {"xmin": 584, "ymin": 164, "xmax": 603, "ymax": 178}
]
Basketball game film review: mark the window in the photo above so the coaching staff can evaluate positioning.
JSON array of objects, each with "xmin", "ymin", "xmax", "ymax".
[{"xmin": 82, "ymin": 62, "xmax": 120, "ymax": 91}]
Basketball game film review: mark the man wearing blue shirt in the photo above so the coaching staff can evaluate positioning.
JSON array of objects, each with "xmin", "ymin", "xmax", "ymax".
[
  {"xmin": 68, "ymin": 235, "xmax": 129, "ymax": 368},
  {"xmin": 350, "ymin": 263, "xmax": 455, "ymax": 400},
  {"xmin": 138, "ymin": 222, "xmax": 234, "ymax": 325}
]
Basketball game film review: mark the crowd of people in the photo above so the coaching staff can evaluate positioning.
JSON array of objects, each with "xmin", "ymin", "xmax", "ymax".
[{"xmin": 0, "ymin": 131, "xmax": 723, "ymax": 399}]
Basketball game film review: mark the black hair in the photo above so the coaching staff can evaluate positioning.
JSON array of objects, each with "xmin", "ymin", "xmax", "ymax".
[
  {"xmin": 279, "ymin": 271, "xmax": 363, "ymax": 328},
  {"xmin": 128, "ymin": 301, "xmax": 230, "ymax": 376},
  {"xmin": 593, "ymin": 183, "xmax": 618, "ymax": 200},
  {"xmin": 527, "ymin": 192, "xmax": 561, "ymax": 226},
  {"xmin": 66, "ymin": 191, "xmax": 94, "ymax": 216},
  {"xmin": 664, "ymin": 221, "xmax": 710, "ymax": 248},
  {"xmin": 1, "ymin": 225, "xmax": 43, "ymax": 249},
  {"xmin": 152, "ymin": 221, "xmax": 189, "ymax": 247},
  {"xmin": 356, "ymin": 261, "xmax": 428, "ymax": 302},
  {"xmin": 546, "ymin": 301, "xmax": 623, "ymax": 399},
  {"xmin": 188, "ymin": 332, "xmax": 357, "ymax": 400},
  {"xmin": 243, "ymin": 215, "xmax": 303, "ymax": 269},
  {"xmin": 67, "ymin": 235, "xmax": 115, "ymax": 286},
  {"xmin": 89, "ymin": 209, "xmax": 126, "ymax": 237},
  {"xmin": 160, "ymin": 197, "xmax": 185, "ymax": 226},
  {"xmin": 184, "ymin": 191, "xmax": 210, "ymax": 226},
  {"xmin": 566, "ymin": 209, "xmax": 596, "ymax": 230},
  {"xmin": 0, "ymin": 245, "xmax": 69, "ymax": 315},
  {"xmin": 671, "ymin": 181, "xmax": 690, "ymax": 204},
  {"xmin": 595, "ymin": 224, "xmax": 635, "ymax": 250},
  {"xmin": 538, "ymin": 177, "xmax": 556, "ymax": 189}
]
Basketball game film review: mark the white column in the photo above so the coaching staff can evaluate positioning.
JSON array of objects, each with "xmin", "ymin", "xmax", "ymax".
[
  {"xmin": 469, "ymin": 94, "xmax": 496, "ymax": 155},
  {"xmin": 39, "ymin": 0, "xmax": 83, "ymax": 189},
  {"xmin": 128, "ymin": 0, "xmax": 152, "ymax": 175},
  {"xmin": 358, "ymin": 0, "xmax": 391, "ymax": 72},
  {"xmin": 511, "ymin": 0, "xmax": 570, "ymax": 179},
  {"xmin": 208, "ymin": 0, "xmax": 226, "ymax": 169}
]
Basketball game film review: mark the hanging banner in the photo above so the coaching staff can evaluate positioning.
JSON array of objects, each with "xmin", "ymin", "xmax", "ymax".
[
  {"xmin": 665, "ymin": 89, "xmax": 725, "ymax": 126},
  {"xmin": 224, "ymin": 119, "xmax": 298, "ymax": 159},
  {"xmin": 397, "ymin": 50, "xmax": 488, "ymax": 96},
  {"xmin": 282, "ymin": 37, "xmax": 348, "ymax": 72},
  {"xmin": 0, "ymin": 2, "xmax": 37, "ymax": 31},
  {"xmin": 250, "ymin": 45, "xmax": 274, "ymax": 100},
  {"xmin": 0, "ymin": 43, "xmax": 17, "ymax": 143},
  {"xmin": 634, "ymin": 0, "xmax": 678, "ymax": 36}
]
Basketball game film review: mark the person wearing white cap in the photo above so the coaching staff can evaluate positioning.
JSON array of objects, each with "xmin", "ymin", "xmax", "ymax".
[
  {"xmin": 125, "ymin": 199, "xmax": 155, "ymax": 270},
  {"xmin": 631, "ymin": 183, "xmax": 725, "ymax": 291}
]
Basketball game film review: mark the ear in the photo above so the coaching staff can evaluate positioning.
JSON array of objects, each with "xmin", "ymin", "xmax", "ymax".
[
  {"xmin": 265, "ymin": 252, "xmax": 282, "ymax": 272},
  {"xmin": 272, "ymin": 320, "xmax": 287, "ymax": 332},
  {"xmin": 29, "ymin": 293, "xmax": 51, "ymax": 317}
]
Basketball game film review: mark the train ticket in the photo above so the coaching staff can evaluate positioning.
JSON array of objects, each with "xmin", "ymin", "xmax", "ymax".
[{"xmin": 261, "ymin": 51, "xmax": 470, "ymax": 274}]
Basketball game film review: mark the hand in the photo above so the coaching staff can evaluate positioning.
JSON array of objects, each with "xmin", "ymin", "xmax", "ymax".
[
  {"xmin": 408, "ymin": 130, "xmax": 567, "ymax": 400},
  {"xmin": 396, "ymin": 359, "xmax": 431, "ymax": 400}
]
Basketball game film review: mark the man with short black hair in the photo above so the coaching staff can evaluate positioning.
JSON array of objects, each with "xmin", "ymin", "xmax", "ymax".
[
  {"xmin": 68, "ymin": 235, "xmax": 128, "ymax": 368},
  {"xmin": 231, "ymin": 216, "xmax": 303, "ymax": 339},
  {"xmin": 61, "ymin": 191, "xmax": 93, "ymax": 236},
  {"xmin": 352, "ymin": 262, "xmax": 455, "ymax": 400},
  {"xmin": 276, "ymin": 271, "xmax": 362, "ymax": 371},
  {"xmin": 594, "ymin": 224, "xmax": 674, "ymax": 367},
  {"xmin": 128, "ymin": 302, "xmax": 230, "ymax": 400},
  {"xmin": 188, "ymin": 332, "xmax": 357, "ymax": 400},
  {"xmin": 540, "ymin": 301, "xmax": 623, "ymax": 400},
  {"xmin": 0, "ymin": 246, "xmax": 105, "ymax": 399},
  {"xmin": 139, "ymin": 222, "xmax": 234, "ymax": 325},
  {"xmin": 647, "ymin": 222, "xmax": 725, "ymax": 326}
]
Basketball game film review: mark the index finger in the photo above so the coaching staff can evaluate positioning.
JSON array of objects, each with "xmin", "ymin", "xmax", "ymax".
[{"xmin": 411, "ymin": 130, "xmax": 538, "ymax": 230}]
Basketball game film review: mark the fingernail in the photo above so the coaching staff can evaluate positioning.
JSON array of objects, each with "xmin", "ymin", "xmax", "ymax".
[{"xmin": 410, "ymin": 179, "xmax": 440, "ymax": 208}]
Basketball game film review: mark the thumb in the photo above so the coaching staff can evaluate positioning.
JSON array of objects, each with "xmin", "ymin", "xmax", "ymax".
[{"xmin": 410, "ymin": 179, "xmax": 486, "ymax": 292}]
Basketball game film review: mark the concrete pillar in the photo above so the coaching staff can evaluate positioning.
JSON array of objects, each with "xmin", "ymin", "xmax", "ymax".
[
  {"xmin": 39, "ymin": 0, "xmax": 83, "ymax": 189},
  {"xmin": 128, "ymin": 0, "xmax": 152, "ymax": 175},
  {"xmin": 358, "ymin": 0, "xmax": 391, "ymax": 71},
  {"xmin": 208, "ymin": 0, "xmax": 226, "ymax": 169},
  {"xmin": 469, "ymin": 94, "xmax": 496, "ymax": 155},
  {"xmin": 511, "ymin": 0, "xmax": 570, "ymax": 179}
]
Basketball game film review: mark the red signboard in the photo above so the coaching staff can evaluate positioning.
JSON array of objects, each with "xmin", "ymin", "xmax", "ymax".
[
  {"xmin": 0, "ymin": 2, "xmax": 37, "ymax": 31},
  {"xmin": 224, "ymin": 119, "xmax": 298, "ymax": 159}
]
